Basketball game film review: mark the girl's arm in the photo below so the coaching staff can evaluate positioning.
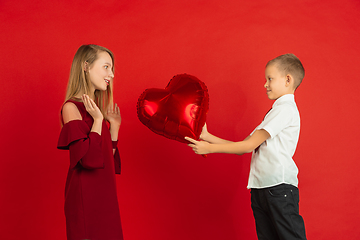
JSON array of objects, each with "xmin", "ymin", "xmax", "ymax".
[
  {"xmin": 106, "ymin": 103, "xmax": 121, "ymax": 154},
  {"xmin": 186, "ymin": 129, "xmax": 270, "ymax": 155},
  {"xmin": 60, "ymin": 95, "xmax": 105, "ymax": 169}
]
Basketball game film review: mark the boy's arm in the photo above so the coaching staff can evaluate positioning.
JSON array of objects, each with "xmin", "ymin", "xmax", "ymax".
[{"xmin": 186, "ymin": 129, "xmax": 270, "ymax": 155}]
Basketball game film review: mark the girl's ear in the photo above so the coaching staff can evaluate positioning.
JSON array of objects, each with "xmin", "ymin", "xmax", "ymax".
[{"xmin": 83, "ymin": 61, "xmax": 88, "ymax": 72}]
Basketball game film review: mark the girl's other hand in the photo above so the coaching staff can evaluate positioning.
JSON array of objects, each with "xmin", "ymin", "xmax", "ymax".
[
  {"xmin": 82, "ymin": 94, "xmax": 103, "ymax": 121},
  {"xmin": 106, "ymin": 103, "xmax": 121, "ymax": 127}
]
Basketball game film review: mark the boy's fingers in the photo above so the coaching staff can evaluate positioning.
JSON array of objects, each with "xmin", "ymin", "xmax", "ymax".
[{"xmin": 185, "ymin": 137, "xmax": 197, "ymax": 144}]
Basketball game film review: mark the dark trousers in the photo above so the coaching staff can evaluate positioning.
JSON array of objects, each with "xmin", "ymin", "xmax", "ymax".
[{"xmin": 251, "ymin": 184, "xmax": 307, "ymax": 240}]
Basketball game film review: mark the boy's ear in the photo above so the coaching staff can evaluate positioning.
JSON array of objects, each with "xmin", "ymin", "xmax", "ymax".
[{"xmin": 285, "ymin": 74, "xmax": 293, "ymax": 87}]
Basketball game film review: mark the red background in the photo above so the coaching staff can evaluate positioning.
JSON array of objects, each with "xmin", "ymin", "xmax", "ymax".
[{"xmin": 1, "ymin": 0, "xmax": 360, "ymax": 239}]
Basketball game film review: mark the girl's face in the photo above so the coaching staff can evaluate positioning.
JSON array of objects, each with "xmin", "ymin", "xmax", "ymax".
[{"xmin": 87, "ymin": 51, "xmax": 114, "ymax": 92}]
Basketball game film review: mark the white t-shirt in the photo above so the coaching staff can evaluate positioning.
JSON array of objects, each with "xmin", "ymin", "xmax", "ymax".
[{"xmin": 247, "ymin": 94, "xmax": 300, "ymax": 189}]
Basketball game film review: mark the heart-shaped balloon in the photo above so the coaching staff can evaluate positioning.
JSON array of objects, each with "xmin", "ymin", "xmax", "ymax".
[{"xmin": 137, "ymin": 74, "xmax": 209, "ymax": 144}]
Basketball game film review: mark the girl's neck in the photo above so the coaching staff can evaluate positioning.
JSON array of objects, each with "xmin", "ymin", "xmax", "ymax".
[{"xmin": 74, "ymin": 91, "xmax": 95, "ymax": 100}]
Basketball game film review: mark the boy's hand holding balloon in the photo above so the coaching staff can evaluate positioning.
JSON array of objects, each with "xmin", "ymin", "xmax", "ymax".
[{"xmin": 185, "ymin": 136, "xmax": 212, "ymax": 155}]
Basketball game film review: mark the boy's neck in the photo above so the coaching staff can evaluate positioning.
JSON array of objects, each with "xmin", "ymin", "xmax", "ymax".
[{"xmin": 274, "ymin": 93, "xmax": 294, "ymax": 101}]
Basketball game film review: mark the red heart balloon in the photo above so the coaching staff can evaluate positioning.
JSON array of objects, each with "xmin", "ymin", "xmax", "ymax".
[{"xmin": 137, "ymin": 74, "xmax": 209, "ymax": 144}]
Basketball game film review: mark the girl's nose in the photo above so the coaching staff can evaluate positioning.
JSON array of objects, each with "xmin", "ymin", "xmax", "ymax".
[{"xmin": 109, "ymin": 69, "xmax": 114, "ymax": 78}]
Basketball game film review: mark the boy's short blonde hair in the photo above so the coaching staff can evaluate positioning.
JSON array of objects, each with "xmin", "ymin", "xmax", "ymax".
[{"xmin": 266, "ymin": 53, "xmax": 305, "ymax": 90}]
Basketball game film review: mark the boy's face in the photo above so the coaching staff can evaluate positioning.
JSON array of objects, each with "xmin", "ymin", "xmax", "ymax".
[{"xmin": 264, "ymin": 64, "xmax": 292, "ymax": 100}]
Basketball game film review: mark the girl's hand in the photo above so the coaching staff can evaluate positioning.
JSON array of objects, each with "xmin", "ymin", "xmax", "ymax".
[
  {"xmin": 185, "ymin": 137, "xmax": 212, "ymax": 155},
  {"xmin": 82, "ymin": 94, "xmax": 103, "ymax": 121},
  {"xmin": 106, "ymin": 103, "xmax": 121, "ymax": 127}
]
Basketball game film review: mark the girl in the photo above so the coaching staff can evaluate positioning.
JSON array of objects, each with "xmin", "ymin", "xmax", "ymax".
[{"xmin": 57, "ymin": 44, "xmax": 124, "ymax": 240}]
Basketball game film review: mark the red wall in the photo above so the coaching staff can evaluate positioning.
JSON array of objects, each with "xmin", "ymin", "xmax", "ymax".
[{"xmin": 1, "ymin": 0, "xmax": 360, "ymax": 239}]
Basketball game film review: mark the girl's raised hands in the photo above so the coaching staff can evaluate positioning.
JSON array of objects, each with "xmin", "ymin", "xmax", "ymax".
[
  {"xmin": 82, "ymin": 94, "xmax": 103, "ymax": 121},
  {"xmin": 106, "ymin": 103, "xmax": 121, "ymax": 127}
]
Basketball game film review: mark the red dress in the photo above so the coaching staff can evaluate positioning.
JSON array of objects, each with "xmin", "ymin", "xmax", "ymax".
[{"xmin": 57, "ymin": 99, "xmax": 123, "ymax": 240}]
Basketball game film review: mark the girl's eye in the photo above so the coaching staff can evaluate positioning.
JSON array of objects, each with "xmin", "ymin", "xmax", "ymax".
[{"xmin": 104, "ymin": 65, "xmax": 108, "ymax": 69}]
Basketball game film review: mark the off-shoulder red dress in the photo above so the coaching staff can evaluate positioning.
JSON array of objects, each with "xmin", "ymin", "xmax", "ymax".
[{"xmin": 57, "ymin": 99, "xmax": 123, "ymax": 240}]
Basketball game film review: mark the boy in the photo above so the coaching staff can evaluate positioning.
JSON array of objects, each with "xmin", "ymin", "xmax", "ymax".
[{"xmin": 186, "ymin": 54, "xmax": 307, "ymax": 240}]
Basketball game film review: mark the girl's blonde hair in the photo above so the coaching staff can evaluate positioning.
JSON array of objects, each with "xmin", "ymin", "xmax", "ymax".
[{"xmin": 65, "ymin": 44, "xmax": 115, "ymax": 119}]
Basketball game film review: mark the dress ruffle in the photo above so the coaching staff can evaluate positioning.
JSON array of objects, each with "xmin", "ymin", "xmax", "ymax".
[
  {"xmin": 58, "ymin": 120, "xmax": 90, "ymax": 149},
  {"xmin": 57, "ymin": 120, "xmax": 104, "ymax": 169}
]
